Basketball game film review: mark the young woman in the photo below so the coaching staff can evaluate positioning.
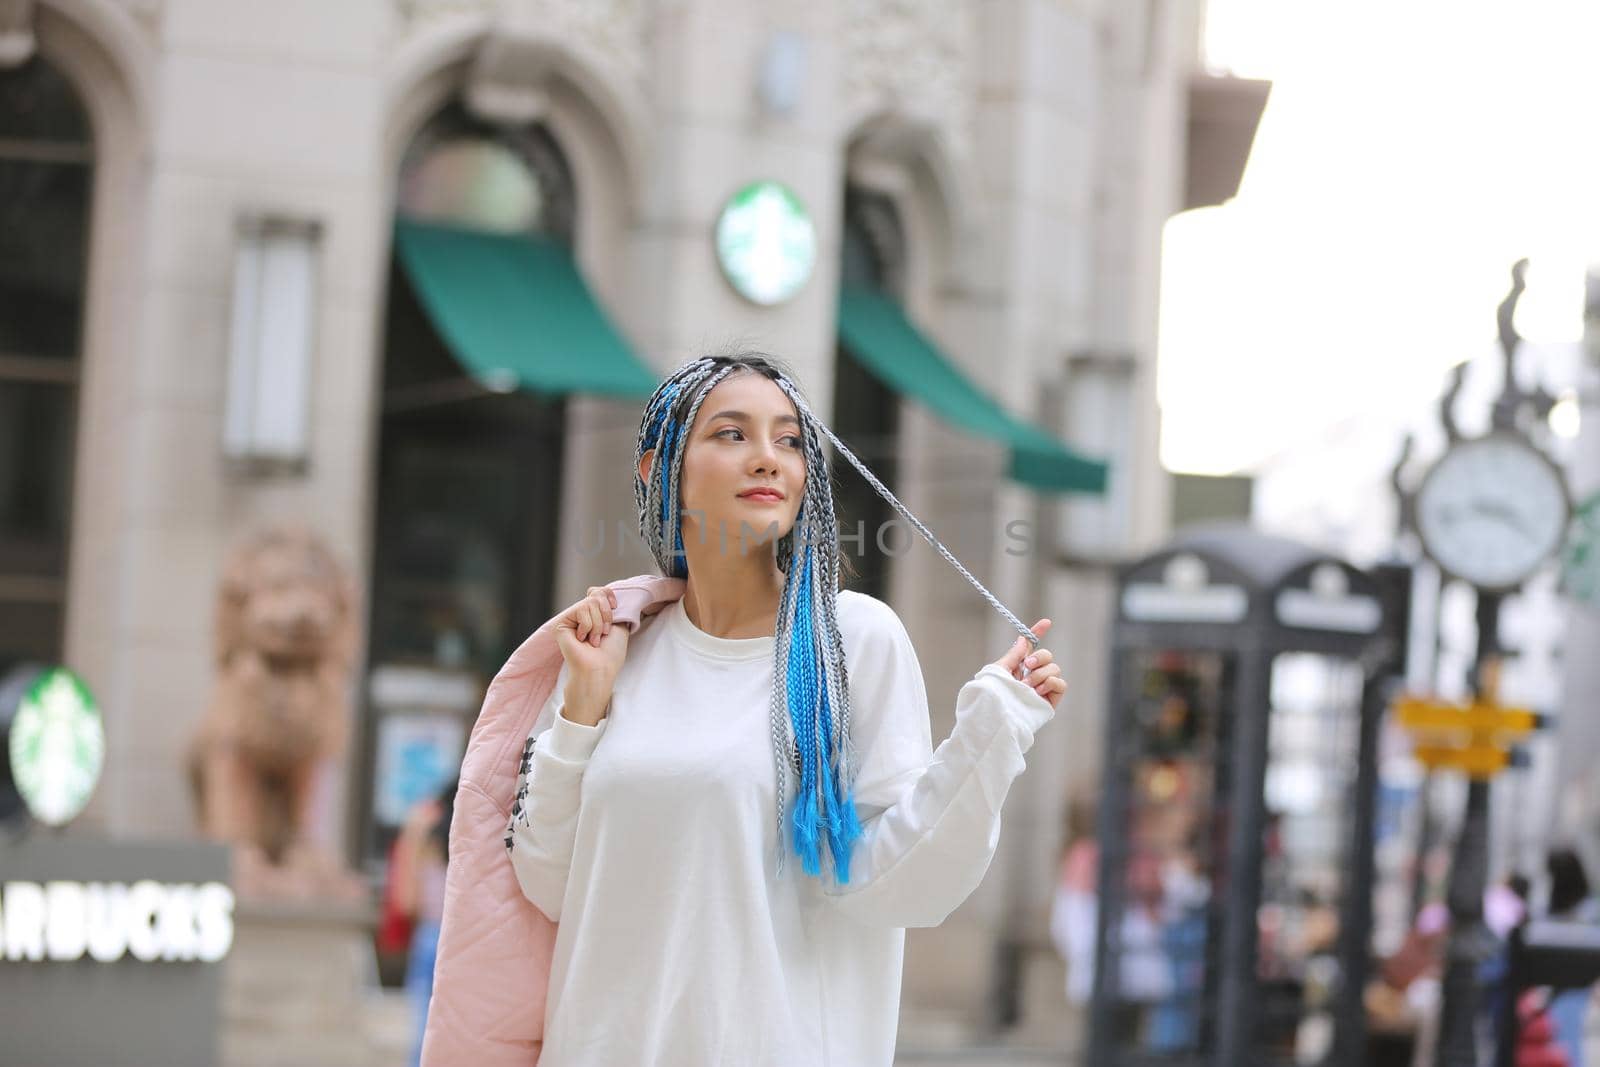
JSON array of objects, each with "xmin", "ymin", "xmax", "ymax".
[{"xmin": 506, "ymin": 352, "xmax": 1067, "ymax": 1066}]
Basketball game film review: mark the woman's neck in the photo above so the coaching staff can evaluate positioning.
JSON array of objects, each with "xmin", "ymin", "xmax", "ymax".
[{"xmin": 680, "ymin": 553, "xmax": 786, "ymax": 639}]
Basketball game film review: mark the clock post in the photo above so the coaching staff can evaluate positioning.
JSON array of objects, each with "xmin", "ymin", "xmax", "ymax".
[
  {"xmin": 1399, "ymin": 260, "xmax": 1574, "ymax": 1067},
  {"xmin": 1431, "ymin": 597, "xmax": 1502, "ymax": 1067}
]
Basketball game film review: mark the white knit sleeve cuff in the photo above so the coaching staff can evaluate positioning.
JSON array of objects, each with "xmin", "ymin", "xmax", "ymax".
[
  {"xmin": 972, "ymin": 663, "xmax": 1057, "ymax": 737},
  {"xmin": 546, "ymin": 707, "xmax": 609, "ymax": 762}
]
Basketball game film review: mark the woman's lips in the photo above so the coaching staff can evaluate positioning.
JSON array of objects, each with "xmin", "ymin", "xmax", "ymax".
[{"xmin": 739, "ymin": 491, "xmax": 783, "ymax": 503}]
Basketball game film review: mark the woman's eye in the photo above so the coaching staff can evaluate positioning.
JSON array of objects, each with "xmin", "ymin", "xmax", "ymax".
[{"xmin": 715, "ymin": 428, "xmax": 800, "ymax": 448}]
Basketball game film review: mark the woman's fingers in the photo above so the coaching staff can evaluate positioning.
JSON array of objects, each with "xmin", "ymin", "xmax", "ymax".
[
  {"xmin": 1029, "ymin": 662, "xmax": 1062, "ymax": 687},
  {"xmin": 587, "ymin": 587, "xmax": 615, "ymax": 631},
  {"xmin": 996, "ymin": 618, "xmax": 1052, "ymax": 675},
  {"xmin": 1020, "ymin": 620, "xmax": 1053, "ymax": 677},
  {"xmin": 999, "ymin": 635, "xmax": 1029, "ymax": 676},
  {"xmin": 1036, "ymin": 675, "xmax": 1067, "ymax": 707},
  {"xmin": 560, "ymin": 589, "xmax": 621, "ymax": 651},
  {"xmin": 1009, "ymin": 618, "xmax": 1066, "ymax": 709},
  {"xmin": 1023, "ymin": 660, "xmax": 1067, "ymax": 708},
  {"xmin": 585, "ymin": 588, "xmax": 612, "ymax": 639}
]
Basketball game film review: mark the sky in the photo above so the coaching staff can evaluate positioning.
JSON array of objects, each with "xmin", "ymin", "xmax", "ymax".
[{"xmin": 1158, "ymin": 0, "xmax": 1600, "ymax": 475}]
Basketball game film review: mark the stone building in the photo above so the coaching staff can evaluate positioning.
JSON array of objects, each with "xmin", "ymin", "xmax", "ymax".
[{"xmin": 0, "ymin": 0, "xmax": 1264, "ymax": 1043}]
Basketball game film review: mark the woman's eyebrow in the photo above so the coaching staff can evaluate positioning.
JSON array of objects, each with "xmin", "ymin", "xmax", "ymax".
[{"xmin": 706, "ymin": 409, "xmax": 801, "ymax": 427}]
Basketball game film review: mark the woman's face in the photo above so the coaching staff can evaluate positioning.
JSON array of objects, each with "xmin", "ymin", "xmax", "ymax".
[{"xmin": 640, "ymin": 371, "xmax": 806, "ymax": 553}]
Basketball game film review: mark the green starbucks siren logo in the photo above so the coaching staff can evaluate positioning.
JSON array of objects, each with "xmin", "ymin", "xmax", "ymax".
[
  {"xmin": 714, "ymin": 180, "xmax": 816, "ymax": 306},
  {"xmin": 1564, "ymin": 492, "xmax": 1600, "ymax": 611},
  {"xmin": 9, "ymin": 667, "xmax": 105, "ymax": 826}
]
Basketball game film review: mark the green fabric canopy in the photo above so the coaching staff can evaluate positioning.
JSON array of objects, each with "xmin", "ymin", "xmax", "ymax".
[
  {"xmin": 837, "ymin": 286, "xmax": 1109, "ymax": 494},
  {"xmin": 394, "ymin": 218, "xmax": 658, "ymax": 400}
]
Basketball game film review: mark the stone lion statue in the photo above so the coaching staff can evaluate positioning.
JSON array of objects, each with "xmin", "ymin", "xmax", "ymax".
[{"xmin": 189, "ymin": 524, "xmax": 363, "ymax": 898}]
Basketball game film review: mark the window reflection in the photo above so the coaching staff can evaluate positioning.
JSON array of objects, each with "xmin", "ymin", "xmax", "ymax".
[
  {"xmin": 1255, "ymin": 653, "xmax": 1364, "ymax": 1062},
  {"xmin": 1103, "ymin": 649, "xmax": 1232, "ymax": 1055},
  {"xmin": 0, "ymin": 55, "xmax": 90, "ymax": 675}
]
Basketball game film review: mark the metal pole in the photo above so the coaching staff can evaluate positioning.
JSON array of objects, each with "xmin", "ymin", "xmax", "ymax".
[
  {"xmin": 1332, "ymin": 671, "xmax": 1390, "ymax": 1065},
  {"xmin": 1411, "ymin": 771, "xmax": 1439, "ymax": 922},
  {"xmin": 1432, "ymin": 589, "xmax": 1505, "ymax": 1067}
]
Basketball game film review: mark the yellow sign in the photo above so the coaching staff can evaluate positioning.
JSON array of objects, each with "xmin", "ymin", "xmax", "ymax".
[
  {"xmin": 1410, "ymin": 745, "xmax": 1511, "ymax": 776},
  {"xmin": 1391, "ymin": 695, "xmax": 1543, "ymax": 779},
  {"xmin": 1393, "ymin": 699, "xmax": 1539, "ymax": 739}
]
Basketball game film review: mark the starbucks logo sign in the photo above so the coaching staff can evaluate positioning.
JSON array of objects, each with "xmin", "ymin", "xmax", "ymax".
[
  {"xmin": 1564, "ymin": 492, "xmax": 1600, "ymax": 611},
  {"xmin": 714, "ymin": 180, "xmax": 816, "ymax": 306},
  {"xmin": 8, "ymin": 667, "xmax": 105, "ymax": 827}
]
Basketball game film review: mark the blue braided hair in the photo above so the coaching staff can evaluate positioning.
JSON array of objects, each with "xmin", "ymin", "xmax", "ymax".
[
  {"xmin": 634, "ymin": 353, "xmax": 1042, "ymax": 885},
  {"xmin": 635, "ymin": 353, "xmax": 859, "ymax": 883}
]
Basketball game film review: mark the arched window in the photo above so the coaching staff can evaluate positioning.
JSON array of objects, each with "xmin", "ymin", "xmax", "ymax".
[
  {"xmin": 0, "ymin": 55, "xmax": 92, "ymax": 675},
  {"xmin": 383, "ymin": 105, "xmax": 577, "ymax": 400},
  {"xmin": 834, "ymin": 187, "xmax": 904, "ymax": 600},
  {"xmin": 397, "ymin": 103, "xmax": 576, "ymax": 238},
  {"xmin": 360, "ymin": 103, "xmax": 578, "ymax": 872}
]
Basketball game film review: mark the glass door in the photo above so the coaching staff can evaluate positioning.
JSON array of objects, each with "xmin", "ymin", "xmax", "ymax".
[{"xmin": 1101, "ymin": 648, "xmax": 1236, "ymax": 1059}]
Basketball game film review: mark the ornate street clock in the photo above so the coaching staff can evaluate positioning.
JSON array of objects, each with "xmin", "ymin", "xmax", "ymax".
[{"xmin": 1415, "ymin": 431, "xmax": 1571, "ymax": 592}]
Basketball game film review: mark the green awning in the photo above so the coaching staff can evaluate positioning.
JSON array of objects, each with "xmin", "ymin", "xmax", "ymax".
[
  {"xmin": 837, "ymin": 286, "xmax": 1109, "ymax": 494},
  {"xmin": 394, "ymin": 218, "xmax": 658, "ymax": 400}
]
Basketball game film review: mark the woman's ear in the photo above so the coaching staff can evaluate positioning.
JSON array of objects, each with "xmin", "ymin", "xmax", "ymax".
[{"xmin": 638, "ymin": 448, "xmax": 655, "ymax": 484}]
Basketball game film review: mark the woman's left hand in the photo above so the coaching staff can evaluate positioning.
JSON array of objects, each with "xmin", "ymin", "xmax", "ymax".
[{"xmin": 991, "ymin": 618, "xmax": 1067, "ymax": 711}]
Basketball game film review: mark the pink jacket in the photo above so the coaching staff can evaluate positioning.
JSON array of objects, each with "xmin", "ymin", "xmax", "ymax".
[{"xmin": 421, "ymin": 573, "xmax": 685, "ymax": 1067}]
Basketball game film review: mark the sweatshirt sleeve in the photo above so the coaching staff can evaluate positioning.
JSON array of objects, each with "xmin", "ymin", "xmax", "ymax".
[
  {"xmin": 506, "ymin": 662, "xmax": 609, "ymax": 923},
  {"xmin": 820, "ymin": 601, "xmax": 1056, "ymax": 928}
]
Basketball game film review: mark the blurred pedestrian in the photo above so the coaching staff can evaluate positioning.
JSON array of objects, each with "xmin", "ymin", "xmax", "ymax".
[
  {"xmin": 1050, "ymin": 795, "xmax": 1099, "ymax": 1006},
  {"xmin": 1543, "ymin": 849, "xmax": 1594, "ymax": 1067},
  {"xmin": 393, "ymin": 778, "xmax": 454, "ymax": 1067}
]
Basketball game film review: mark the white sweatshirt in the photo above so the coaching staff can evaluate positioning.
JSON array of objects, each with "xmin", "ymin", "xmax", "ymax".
[{"xmin": 508, "ymin": 589, "xmax": 1056, "ymax": 1067}]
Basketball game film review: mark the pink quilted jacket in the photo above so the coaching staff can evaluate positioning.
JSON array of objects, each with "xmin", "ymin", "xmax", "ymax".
[{"xmin": 420, "ymin": 573, "xmax": 686, "ymax": 1067}]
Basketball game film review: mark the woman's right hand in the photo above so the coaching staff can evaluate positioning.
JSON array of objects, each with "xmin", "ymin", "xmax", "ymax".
[{"xmin": 553, "ymin": 586, "xmax": 630, "ymax": 726}]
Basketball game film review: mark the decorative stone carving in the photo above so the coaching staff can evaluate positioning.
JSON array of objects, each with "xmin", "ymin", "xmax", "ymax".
[
  {"xmin": 112, "ymin": 0, "xmax": 163, "ymax": 30},
  {"xmin": 498, "ymin": 0, "xmax": 646, "ymax": 81},
  {"xmin": 0, "ymin": 0, "xmax": 36, "ymax": 68},
  {"xmin": 188, "ymin": 525, "xmax": 364, "ymax": 901},
  {"xmin": 400, "ymin": 0, "xmax": 648, "ymax": 118},
  {"xmin": 400, "ymin": 0, "xmax": 644, "ymax": 79},
  {"xmin": 843, "ymin": 0, "xmax": 977, "ymax": 158},
  {"xmin": 396, "ymin": 0, "xmax": 496, "ymax": 20}
]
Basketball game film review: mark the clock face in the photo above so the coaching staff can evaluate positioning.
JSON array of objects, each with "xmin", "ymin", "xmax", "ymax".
[
  {"xmin": 714, "ymin": 181, "xmax": 816, "ymax": 306},
  {"xmin": 1415, "ymin": 434, "xmax": 1571, "ymax": 590}
]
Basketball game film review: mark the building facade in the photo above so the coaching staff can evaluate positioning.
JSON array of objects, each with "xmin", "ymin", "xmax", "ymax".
[{"xmin": 1, "ymin": 0, "xmax": 1256, "ymax": 1036}]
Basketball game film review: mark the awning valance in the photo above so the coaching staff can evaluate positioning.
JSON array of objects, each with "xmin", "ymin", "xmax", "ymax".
[
  {"xmin": 393, "ymin": 218, "xmax": 658, "ymax": 400},
  {"xmin": 837, "ymin": 286, "xmax": 1109, "ymax": 494}
]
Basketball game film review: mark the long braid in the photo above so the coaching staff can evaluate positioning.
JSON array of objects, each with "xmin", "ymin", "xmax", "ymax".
[
  {"xmin": 772, "ymin": 376, "xmax": 1042, "ymax": 653},
  {"xmin": 634, "ymin": 353, "xmax": 1038, "ymax": 885},
  {"xmin": 636, "ymin": 359, "xmax": 726, "ymax": 578}
]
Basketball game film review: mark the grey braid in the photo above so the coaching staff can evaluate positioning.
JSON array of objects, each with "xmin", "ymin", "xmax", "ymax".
[{"xmin": 771, "ymin": 377, "xmax": 1042, "ymax": 653}]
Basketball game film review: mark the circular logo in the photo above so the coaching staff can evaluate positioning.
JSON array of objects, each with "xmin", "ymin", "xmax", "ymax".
[
  {"xmin": 714, "ymin": 180, "xmax": 816, "ymax": 306},
  {"xmin": 1563, "ymin": 491, "xmax": 1600, "ymax": 610},
  {"xmin": 8, "ymin": 667, "xmax": 105, "ymax": 826}
]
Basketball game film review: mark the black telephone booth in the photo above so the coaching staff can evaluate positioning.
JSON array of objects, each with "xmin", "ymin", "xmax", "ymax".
[{"xmin": 1087, "ymin": 522, "xmax": 1396, "ymax": 1067}]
